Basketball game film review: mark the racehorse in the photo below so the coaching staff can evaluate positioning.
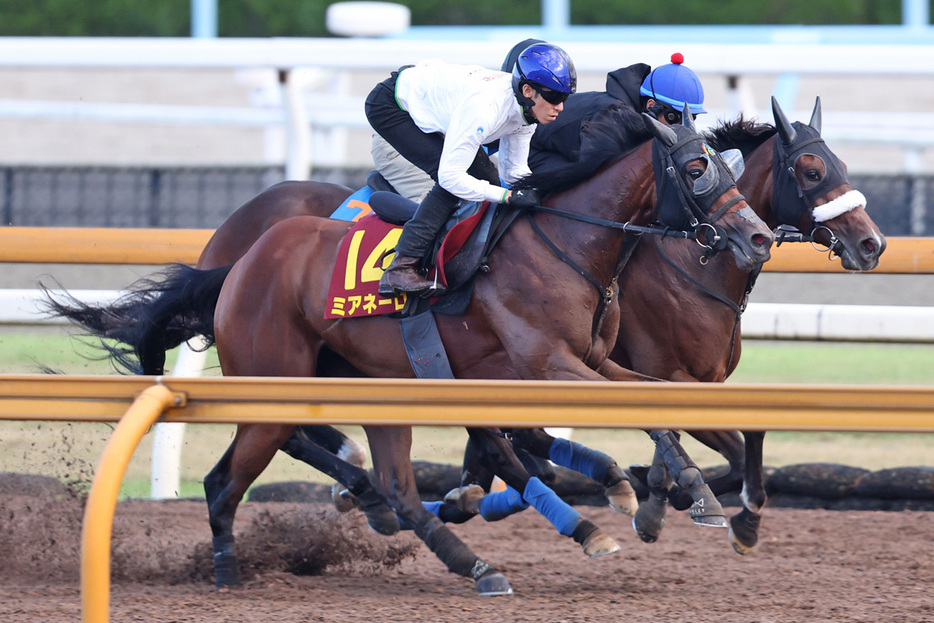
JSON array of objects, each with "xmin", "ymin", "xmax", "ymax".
[
  {"xmin": 194, "ymin": 96, "xmax": 885, "ymax": 554},
  {"xmin": 43, "ymin": 111, "xmax": 774, "ymax": 595},
  {"xmin": 609, "ymin": 97, "xmax": 885, "ymax": 552}
]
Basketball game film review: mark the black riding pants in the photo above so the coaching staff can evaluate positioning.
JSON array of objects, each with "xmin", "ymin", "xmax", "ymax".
[{"xmin": 364, "ymin": 69, "xmax": 499, "ymax": 259}]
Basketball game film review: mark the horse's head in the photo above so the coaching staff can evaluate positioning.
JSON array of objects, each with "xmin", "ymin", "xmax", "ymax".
[
  {"xmin": 770, "ymin": 96, "xmax": 886, "ymax": 271},
  {"xmin": 644, "ymin": 110, "xmax": 773, "ymax": 271}
]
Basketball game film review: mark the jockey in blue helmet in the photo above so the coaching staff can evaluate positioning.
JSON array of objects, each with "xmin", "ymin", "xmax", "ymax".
[
  {"xmin": 529, "ymin": 52, "xmax": 706, "ymax": 173},
  {"xmin": 512, "ymin": 43, "xmax": 577, "ymax": 125},
  {"xmin": 366, "ymin": 43, "xmax": 577, "ymax": 297},
  {"xmin": 639, "ymin": 52, "xmax": 706, "ymax": 125}
]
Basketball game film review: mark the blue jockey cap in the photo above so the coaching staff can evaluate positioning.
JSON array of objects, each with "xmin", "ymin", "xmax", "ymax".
[{"xmin": 640, "ymin": 52, "xmax": 706, "ymax": 115}]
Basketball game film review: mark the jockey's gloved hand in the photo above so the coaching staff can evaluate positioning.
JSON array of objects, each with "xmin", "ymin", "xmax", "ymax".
[{"xmin": 508, "ymin": 188, "xmax": 541, "ymax": 208}]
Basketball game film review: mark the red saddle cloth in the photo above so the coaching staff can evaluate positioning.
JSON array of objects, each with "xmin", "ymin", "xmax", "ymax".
[{"xmin": 324, "ymin": 205, "xmax": 489, "ymax": 319}]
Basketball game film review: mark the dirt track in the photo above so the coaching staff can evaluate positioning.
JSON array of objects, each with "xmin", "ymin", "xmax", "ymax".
[{"xmin": 1, "ymin": 488, "xmax": 932, "ymax": 623}]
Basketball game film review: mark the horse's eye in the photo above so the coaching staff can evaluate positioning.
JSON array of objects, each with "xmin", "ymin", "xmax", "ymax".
[{"xmin": 805, "ymin": 170, "xmax": 821, "ymax": 182}]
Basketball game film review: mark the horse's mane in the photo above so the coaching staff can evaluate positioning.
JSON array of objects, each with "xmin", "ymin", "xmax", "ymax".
[
  {"xmin": 704, "ymin": 116, "xmax": 777, "ymax": 158},
  {"xmin": 516, "ymin": 105, "xmax": 653, "ymax": 195}
]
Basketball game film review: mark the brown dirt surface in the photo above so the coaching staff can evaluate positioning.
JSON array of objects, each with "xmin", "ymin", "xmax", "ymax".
[{"xmin": 0, "ymin": 486, "xmax": 932, "ymax": 623}]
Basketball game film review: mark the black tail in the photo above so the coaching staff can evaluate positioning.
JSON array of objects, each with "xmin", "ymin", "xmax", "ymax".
[{"xmin": 40, "ymin": 263, "xmax": 233, "ymax": 375}]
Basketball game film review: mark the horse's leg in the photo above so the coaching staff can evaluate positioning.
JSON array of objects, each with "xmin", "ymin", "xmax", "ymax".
[
  {"xmin": 631, "ymin": 444, "xmax": 673, "ymax": 543},
  {"xmin": 363, "ymin": 424, "xmax": 513, "ymax": 596},
  {"xmin": 279, "ymin": 429, "xmax": 399, "ymax": 535},
  {"xmin": 647, "ymin": 429, "xmax": 727, "ymax": 528},
  {"xmin": 288, "ymin": 425, "xmax": 368, "ymax": 512},
  {"xmin": 683, "ymin": 430, "xmax": 746, "ymax": 498},
  {"xmin": 459, "ymin": 427, "xmax": 620, "ymax": 559},
  {"xmin": 729, "ymin": 431, "xmax": 766, "ymax": 555},
  {"xmin": 509, "ymin": 427, "xmax": 639, "ymax": 516},
  {"xmin": 204, "ymin": 423, "xmax": 293, "ymax": 588}
]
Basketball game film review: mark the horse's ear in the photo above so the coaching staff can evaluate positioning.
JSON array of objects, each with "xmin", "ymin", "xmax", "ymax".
[
  {"xmin": 682, "ymin": 103, "xmax": 696, "ymax": 132},
  {"xmin": 643, "ymin": 112, "xmax": 678, "ymax": 147},
  {"xmin": 809, "ymin": 97, "xmax": 822, "ymax": 134},
  {"xmin": 771, "ymin": 96, "xmax": 796, "ymax": 145}
]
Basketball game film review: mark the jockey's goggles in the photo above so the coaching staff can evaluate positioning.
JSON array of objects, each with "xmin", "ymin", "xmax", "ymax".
[{"xmin": 535, "ymin": 86, "xmax": 570, "ymax": 105}]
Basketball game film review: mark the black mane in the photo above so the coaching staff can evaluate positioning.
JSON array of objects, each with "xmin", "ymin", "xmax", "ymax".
[
  {"xmin": 704, "ymin": 116, "xmax": 777, "ymax": 158},
  {"xmin": 517, "ymin": 105, "xmax": 653, "ymax": 195}
]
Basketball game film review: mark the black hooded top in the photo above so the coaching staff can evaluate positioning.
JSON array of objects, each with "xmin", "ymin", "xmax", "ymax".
[{"xmin": 528, "ymin": 63, "xmax": 651, "ymax": 173}]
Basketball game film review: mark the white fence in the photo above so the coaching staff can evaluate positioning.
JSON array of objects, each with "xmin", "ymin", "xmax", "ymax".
[
  {"xmin": 2, "ymin": 37, "xmax": 934, "ymax": 175},
  {"xmin": 7, "ymin": 288, "xmax": 934, "ymax": 343}
]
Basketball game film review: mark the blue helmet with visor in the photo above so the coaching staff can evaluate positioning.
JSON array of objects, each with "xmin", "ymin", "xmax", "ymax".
[{"xmin": 511, "ymin": 43, "xmax": 577, "ymax": 121}]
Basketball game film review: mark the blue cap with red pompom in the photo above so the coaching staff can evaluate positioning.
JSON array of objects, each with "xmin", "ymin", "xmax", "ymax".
[{"xmin": 639, "ymin": 52, "xmax": 706, "ymax": 114}]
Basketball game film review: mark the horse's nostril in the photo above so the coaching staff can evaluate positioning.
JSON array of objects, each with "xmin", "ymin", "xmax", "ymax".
[
  {"xmin": 862, "ymin": 238, "xmax": 877, "ymax": 254},
  {"xmin": 752, "ymin": 233, "xmax": 770, "ymax": 247}
]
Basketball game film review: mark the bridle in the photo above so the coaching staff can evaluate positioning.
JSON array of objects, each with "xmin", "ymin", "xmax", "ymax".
[{"xmin": 770, "ymin": 97, "xmax": 866, "ymax": 260}]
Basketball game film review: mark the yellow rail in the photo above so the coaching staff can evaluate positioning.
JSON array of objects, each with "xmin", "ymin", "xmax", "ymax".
[
  {"xmin": 2, "ymin": 374, "xmax": 933, "ymax": 432},
  {"xmin": 0, "ymin": 227, "xmax": 932, "ymax": 274}
]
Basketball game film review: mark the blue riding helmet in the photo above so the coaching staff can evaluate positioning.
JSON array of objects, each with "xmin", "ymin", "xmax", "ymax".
[
  {"xmin": 640, "ymin": 52, "xmax": 706, "ymax": 115},
  {"xmin": 512, "ymin": 43, "xmax": 577, "ymax": 100}
]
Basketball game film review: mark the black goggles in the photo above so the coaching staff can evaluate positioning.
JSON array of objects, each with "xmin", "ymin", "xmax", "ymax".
[
  {"xmin": 535, "ymin": 87, "xmax": 570, "ymax": 105},
  {"xmin": 659, "ymin": 105, "xmax": 698, "ymax": 126}
]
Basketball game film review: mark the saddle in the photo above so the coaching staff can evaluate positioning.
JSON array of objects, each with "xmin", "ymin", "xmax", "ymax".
[
  {"xmin": 325, "ymin": 171, "xmax": 519, "ymax": 380},
  {"xmin": 326, "ymin": 171, "xmax": 517, "ymax": 318}
]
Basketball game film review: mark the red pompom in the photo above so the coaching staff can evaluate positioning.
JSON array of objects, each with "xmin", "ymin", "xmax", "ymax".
[{"xmin": 670, "ymin": 52, "xmax": 684, "ymax": 64}]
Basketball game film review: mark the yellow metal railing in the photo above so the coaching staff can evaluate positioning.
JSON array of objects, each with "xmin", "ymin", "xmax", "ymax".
[{"xmin": 1, "ymin": 227, "xmax": 932, "ymax": 273}]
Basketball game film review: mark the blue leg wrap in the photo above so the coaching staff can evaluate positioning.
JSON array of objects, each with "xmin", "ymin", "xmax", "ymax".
[
  {"xmin": 549, "ymin": 438, "xmax": 613, "ymax": 482},
  {"xmin": 398, "ymin": 501, "xmax": 443, "ymax": 531},
  {"xmin": 523, "ymin": 476, "xmax": 581, "ymax": 536},
  {"xmin": 478, "ymin": 486, "xmax": 529, "ymax": 522},
  {"xmin": 422, "ymin": 500, "xmax": 443, "ymax": 519}
]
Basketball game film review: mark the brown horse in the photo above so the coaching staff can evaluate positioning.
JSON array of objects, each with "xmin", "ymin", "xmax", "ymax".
[
  {"xmin": 44, "ymin": 111, "xmax": 773, "ymax": 595},
  {"xmin": 193, "ymin": 97, "xmax": 885, "ymax": 553},
  {"xmin": 611, "ymin": 97, "xmax": 886, "ymax": 551}
]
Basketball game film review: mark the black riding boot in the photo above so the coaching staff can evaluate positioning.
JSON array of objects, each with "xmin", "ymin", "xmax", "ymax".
[{"xmin": 378, "ymin": 183, "xmax": 459, "ymax": 297}]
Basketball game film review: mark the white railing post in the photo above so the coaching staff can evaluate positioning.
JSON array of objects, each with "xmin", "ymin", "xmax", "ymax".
[{"xmin": 150, "ymin": 337, "xmax": 209, "ymax": 499}]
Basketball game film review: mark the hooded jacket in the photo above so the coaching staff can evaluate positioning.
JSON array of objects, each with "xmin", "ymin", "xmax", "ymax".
[{"xmin": 528, "ymin": 63, "xmax": 651, "ymax": 173}]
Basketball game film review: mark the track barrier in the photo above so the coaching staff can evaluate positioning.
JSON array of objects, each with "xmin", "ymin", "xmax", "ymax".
[
  {"xmin": 0, "ymin": 374, "xmax": 932, "ymax": 622},
  {"xmin": 2, "ymin": 227, "xmax": 932, "ymax": 273}
]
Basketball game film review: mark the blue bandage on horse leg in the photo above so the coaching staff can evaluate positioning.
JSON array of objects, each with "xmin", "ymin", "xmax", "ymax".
[
  {"xmin": 549, "ymin": 437, "xmax": 614, "ymax": 482},
  {"xmin": 523, "ymin": 476, "xmax": 581, "ymax": 536},
  {"xmin": 478, "ymin": 486, "xmax": 529, "ymax": 522}
]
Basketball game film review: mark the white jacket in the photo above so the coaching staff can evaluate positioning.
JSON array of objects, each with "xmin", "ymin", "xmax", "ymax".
[{"xmin": 395, "ymin": 59, "xmax": 535, "ymax": 204}]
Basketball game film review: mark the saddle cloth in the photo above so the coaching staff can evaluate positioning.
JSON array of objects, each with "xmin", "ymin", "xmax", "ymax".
[{"xmin": 324, "ymin": 198, "xmax": 491, "ymax": 320}]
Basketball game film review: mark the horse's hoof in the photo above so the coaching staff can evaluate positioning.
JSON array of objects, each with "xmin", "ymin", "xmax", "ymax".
[
  {"xmin": 729, "ymin": 509, "xmax": 761, "ymax": 555},
  {"xmin": 444, "ymin": 484, "xmax": 485, "ymax": 515},
  {"xmin": 332, "ymin": 484, "xmax": 356, "ymax": 513},
  {"xmin": 582, "ymin": 530, "xmax": 620, "ymax": 558},
  {"xmin": 213, "ymin": 553, "xmax": 241, "ymax": 588},
  {"xmin": 364, "ymin": 507, "xmax": 401, "ymax": 536},
  {"xmin": 632, "ymin": 494, "xmax": 667, "ymax": 543},
  {"xmin": 475, "ymin": 570, "xmax": 514, "ymax": 596},
  {"xmin": 605, "ymin": 479, "xmax": 639, "ymax": 516},
  {"xmin": 687, "ymin": 483, "xmax": 728, "ymax": 528}
]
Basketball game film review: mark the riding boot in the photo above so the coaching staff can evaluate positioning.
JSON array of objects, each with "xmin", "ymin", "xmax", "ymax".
[
  {"xmin": 378, "ymin": 183, "xmax": 459, "ymax": 297},
  {"xmin": 378, "ymin": 253, "xmax": 436, "ymax": 296}
]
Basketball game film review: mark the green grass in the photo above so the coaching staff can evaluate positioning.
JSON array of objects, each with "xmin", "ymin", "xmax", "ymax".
[{"xmin": 1, "ymin": 331, "xmax": 932, "ymax": 500}]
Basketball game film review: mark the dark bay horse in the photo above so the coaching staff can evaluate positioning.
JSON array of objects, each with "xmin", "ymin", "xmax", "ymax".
[
  {"xmin": 611, "ymin": 97, "xmax": 886, "ymax": 552},
  {"xmin": 195, "ymin": 97, "xmax": 885, "ymax": 554},
  {"xmin": 44, "ymin": 112, "xmax": 774, "ymax": 595}
]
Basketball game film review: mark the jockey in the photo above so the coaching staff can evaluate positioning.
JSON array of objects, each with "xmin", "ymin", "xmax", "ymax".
[
  {"xmin": 366, "ymin": 42, "xmax": 577, "ymax": 297},
  {"xmin": 529, "ymin": 52, "xmax": 706, "ymax": 172}
]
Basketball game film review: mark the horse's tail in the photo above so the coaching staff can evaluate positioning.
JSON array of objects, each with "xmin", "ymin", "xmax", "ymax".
[{"xmin": 40, "ymin": 263, "xmax": 233, "ymax": 375}]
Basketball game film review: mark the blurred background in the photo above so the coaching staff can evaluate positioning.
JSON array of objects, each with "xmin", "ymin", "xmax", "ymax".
[{"xmin": 1, "ymin": 0, "xmax": 933, "ymax": 236}]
